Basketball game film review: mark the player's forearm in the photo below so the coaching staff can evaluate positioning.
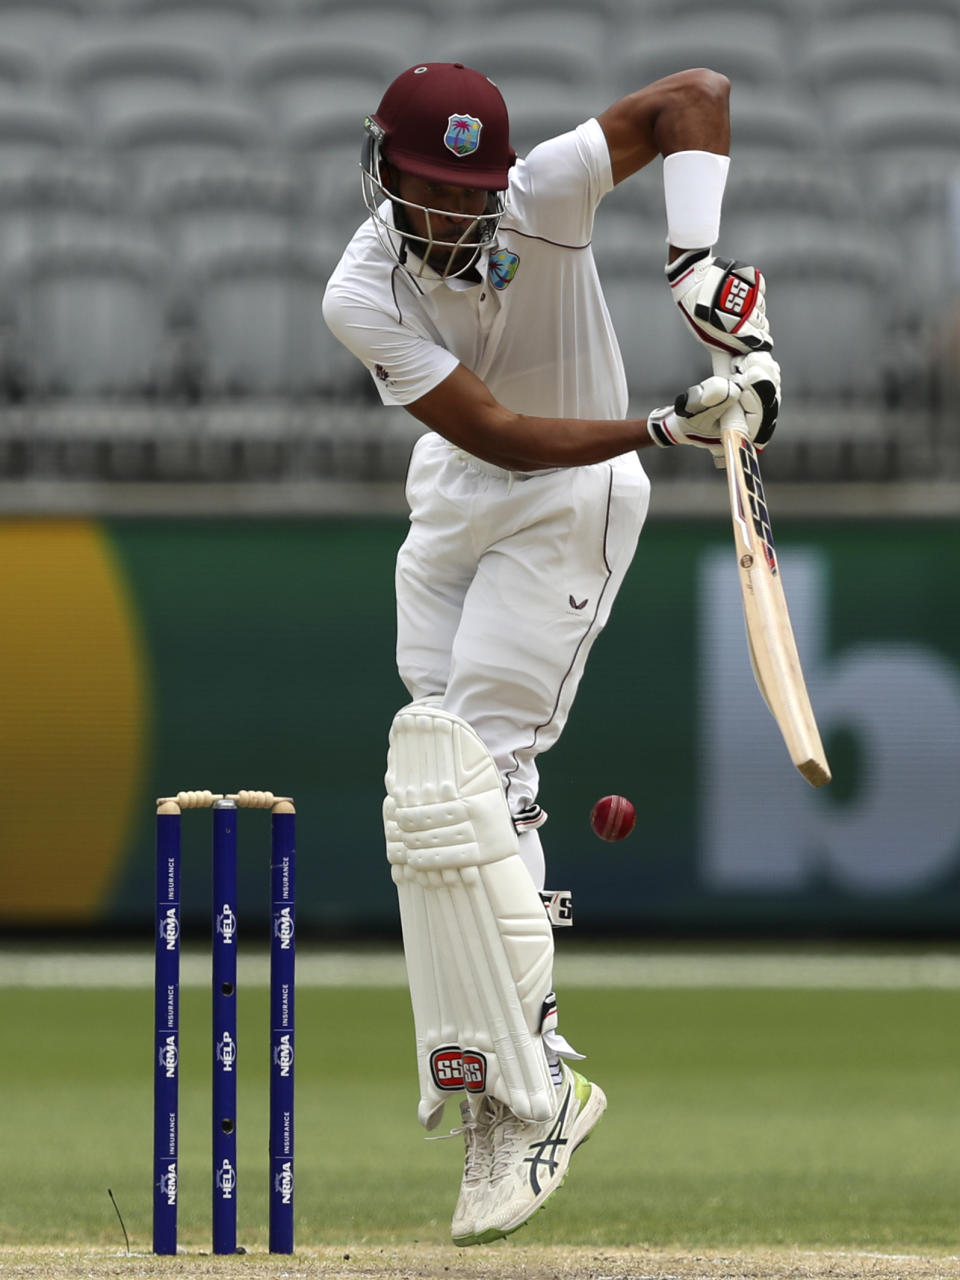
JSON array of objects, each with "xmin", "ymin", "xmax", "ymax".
[
  {"xmin": 413, "ymin": 404, "xmax": 655, "ymax": 470},
  {"xmin": 482, "ymin": 412, "xmax": 657, "ymax": 469},
  {"xmin": 407, "ymin": 363, "xmax": 658, "ymax": 469}
]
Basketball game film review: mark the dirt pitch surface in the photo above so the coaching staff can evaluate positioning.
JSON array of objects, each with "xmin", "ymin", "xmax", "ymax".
[{"xmin": 1, "ymin": 1245, "xmax": 956, "ymax": 1280}]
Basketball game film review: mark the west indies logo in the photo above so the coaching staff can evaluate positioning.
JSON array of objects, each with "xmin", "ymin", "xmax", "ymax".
[
  {"xmin": 489, "ymin": 248, "xmax": 519, "ymax": 290},
  {"xmin": 444, "ymin": 113, "xmax": 482, "ymax": 157}
]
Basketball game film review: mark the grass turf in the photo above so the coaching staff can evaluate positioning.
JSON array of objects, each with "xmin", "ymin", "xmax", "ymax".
[{"xmin": 1, "ymin": 983, "xmax": 957, "ymax": 1252}]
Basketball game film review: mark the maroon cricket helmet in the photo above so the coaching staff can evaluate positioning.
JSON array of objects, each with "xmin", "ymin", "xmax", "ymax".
[{"xmin": 370, "ymin": 62, "xmax": 516, "ymax": 190}]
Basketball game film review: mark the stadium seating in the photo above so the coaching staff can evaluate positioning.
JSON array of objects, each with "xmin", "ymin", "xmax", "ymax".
[
  {"xmin": 0, "ymin": 0, "xmax": 948, "ymax": 438},
  {"xmin": 242, "ymin": 34, "xmax": 390, "ymax": 136},
  {"xmin": 613, "ymin": 16, "xmax": 792, "ymax": 96},
  {"xmin": 0, "ymin": 0, "xmax": 81, "ymax": 74},
  {"xmin": 298, "ymin": 0, "xmax": 438, "ymax": 22},
  {"xmin": 594, "ymin": 246, "xmax": 706, "ymax": 403},
  {"xmin": 128, "ymin": 0, "xmax": 264, "ymax": 62},
  {"xmin": 193, "ymin": 243, "xmax": 357, "ymax": 397},
  {"xmin": 882, "ymin": 173, "xmax": 960, "ymax": 326},
  {"xmin": 0, "ymin": 39, "xmax": 42, "ymax": 91},
  {"xmin": 148, "ymin": 159, "xmax": 305, "ymax": 276},
  {"xmin": 435, "ymin": 14, "xmax": 608, "ymax": 90},
  {"xmin": 12, "ymin": 236, "xmax": 167, "ymax": 396},
  {"xmin": 811, "ymin": 1, "xmax": 960, "ymax": 45},
  {"xmin": 61, "ymin": 35, "xmax": 227, "ymax": 127},
  {"xmin": 799, "ymin": 21, "xmax": 960, "ymax": 127},
  {"xmin": 0, "ymin": 89, "xmax": 86, "ymax": 177},
  {"xmin": 718, "ymin": 153, "xmax": 869, "ymax": 261},
  {"xmin": 0, "ymin": 157, "xmax": 129, "ymax": 273},
  {"xmin": 727, "ymin": 88, "xmax": 829, "ymax": 165},
  {"xmin": 311, "ymin": 139, "xmax": 365, "ymax": 228},
  {"xmin": 592, "ymin": 208, "xmax": 666, "ymax": 264},
  {"xmin": 752, "ymin": 239, "xmax": 891, "ymax": 402},
  {"xmin": 102, "ymin": 96, "xmax": 271, "ymax": 189},
  {"xmin": 501, "ymin": 84, "xmax": 607, "ymax": 160},
  {"xmin": 646, "ymin": 0, "xmax": 796, "ymax": 20},
  {"xmin": 835, "ymin": 98, "xmax": 960, "ymax": 204}
]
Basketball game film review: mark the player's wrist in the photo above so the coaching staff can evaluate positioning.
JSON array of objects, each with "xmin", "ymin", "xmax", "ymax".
[
  {"xmin": 665, "ymin": 247, "xmax": 710, "ymax": 279},
  {"xmin": 646, "ymin": 405, "xmax": 680, "ymax": 448}
]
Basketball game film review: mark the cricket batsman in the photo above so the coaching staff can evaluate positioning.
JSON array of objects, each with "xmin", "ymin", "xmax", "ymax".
[{"xmin": 323, "ymin": 60, "xmax": 780, "ymax": 1244}]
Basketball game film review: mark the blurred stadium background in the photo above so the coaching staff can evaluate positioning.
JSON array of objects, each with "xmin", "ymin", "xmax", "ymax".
[{"xmin": 1, "ymin": 0, "xmax": 959, "ymax": 942}]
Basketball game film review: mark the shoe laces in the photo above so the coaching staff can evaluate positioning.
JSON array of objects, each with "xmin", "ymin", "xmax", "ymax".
[
  {"xmin": 488, "ymin": 1102, "xmax": 531, "ymax": 1184},
  {"xmin": 433, "ymin": 1099, "xmax": 497, "ymax": 1187}
]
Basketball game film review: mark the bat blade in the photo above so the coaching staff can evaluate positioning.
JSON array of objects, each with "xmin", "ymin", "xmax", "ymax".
[{"xmin": 713, "ymin": 352, "xmax": 831, "ymax": 787}]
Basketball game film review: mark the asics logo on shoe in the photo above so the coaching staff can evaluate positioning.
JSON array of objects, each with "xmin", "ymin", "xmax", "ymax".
[{"xmin": 522, "ymin": 1086, "xmax": 571, "ymax": 1195}]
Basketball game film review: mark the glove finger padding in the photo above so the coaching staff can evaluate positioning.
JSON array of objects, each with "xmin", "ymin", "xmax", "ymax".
[
  {"xmin": 734, "ymin": 351, "xmax": 781, "ymax": 449},
  {"xmin": 667, "ymin": 249, "xmax": 773, "ymax": 355},
  {"xmin": 647, "ymin": 375, "xmax": 741, "ymax": 459}
]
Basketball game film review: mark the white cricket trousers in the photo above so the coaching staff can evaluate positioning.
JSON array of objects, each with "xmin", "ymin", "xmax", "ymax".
[{"xmin": 396, "ymin": 432, "xmax": 651, "ymax": 820}]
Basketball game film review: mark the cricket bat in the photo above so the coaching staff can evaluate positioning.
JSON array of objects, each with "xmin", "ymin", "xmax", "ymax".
[{"xmin": 712, "ymin": 349, "xmax": 831, "ymax": 787}]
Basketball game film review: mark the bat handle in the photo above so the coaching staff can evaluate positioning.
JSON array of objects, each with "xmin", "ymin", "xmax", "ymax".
[{"xmin": 710, "ymin": 349, "xmax": 747, "ymax": 470}]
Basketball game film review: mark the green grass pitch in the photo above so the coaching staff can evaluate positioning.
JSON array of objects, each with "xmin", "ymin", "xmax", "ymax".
[{"xmin": 1, "ymin": 980, "xmax": 958, "ymax": 1252}]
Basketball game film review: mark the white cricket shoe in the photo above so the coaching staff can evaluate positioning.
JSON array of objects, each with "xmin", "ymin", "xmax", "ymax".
[
  {"xmin": 450, "ymin": 1096, "xmax": 497, "ymax": 1245},
  {"xmin": 454, "ymin": 1062, "xmax": 606, "ymax": 1246}
]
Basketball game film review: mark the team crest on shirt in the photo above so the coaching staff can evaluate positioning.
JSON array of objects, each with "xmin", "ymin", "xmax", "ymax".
[
  {"xmin": 444, "ymin": 113, "xmax": 482, "ymax": 157},
  {"xmin": 489, "ymin": 248, "xmax": 519, "ymax": 290}
]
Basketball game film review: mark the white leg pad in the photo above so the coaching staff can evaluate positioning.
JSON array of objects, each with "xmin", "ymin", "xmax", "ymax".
[{"xmin": 384, "ymin": 702, "xmax": 556, "ymax": 1128}]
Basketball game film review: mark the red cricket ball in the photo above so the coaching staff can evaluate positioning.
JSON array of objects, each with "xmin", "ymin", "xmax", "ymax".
[{"xmin": 590, "ymin": 794, "xmax": 636, "ymax": 841}]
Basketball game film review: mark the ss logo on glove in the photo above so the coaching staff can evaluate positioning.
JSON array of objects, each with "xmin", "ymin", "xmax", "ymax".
[
  {"xmin": 667, "ymin": 250, "xmax": 773, "ymax": 354},
  {"xmin": 717, "ymin": 271, "xmax": 758, "ymax": 319}
]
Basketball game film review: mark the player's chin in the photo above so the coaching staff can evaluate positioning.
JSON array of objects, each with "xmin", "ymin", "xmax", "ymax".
[{"xmin": 429, "ymin": 246, "xmax": 475, "ymax": 274}]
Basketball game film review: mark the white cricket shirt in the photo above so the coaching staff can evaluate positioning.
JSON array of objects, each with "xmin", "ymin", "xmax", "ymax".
[{"xmin": 322, "ymin": 118, "xmax": 629, "ymax": 423}]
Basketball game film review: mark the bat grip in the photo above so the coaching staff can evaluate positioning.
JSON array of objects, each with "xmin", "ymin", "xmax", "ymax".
[{"xmin": 710, "ymin": 349, "xmax": 747, "ymax": 470}]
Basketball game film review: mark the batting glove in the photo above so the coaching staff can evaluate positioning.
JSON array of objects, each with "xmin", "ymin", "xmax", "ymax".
[
  {"xmin": 734, "ymin": 350, "xmax": 780, "ymax": 449},
  {"xmin": 667, "ymin": 249, "xmax": 772, "ymax": 355},
  {"xmin": 647, "ymin": 375, "xmax": 742, "ymax": 461}
]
